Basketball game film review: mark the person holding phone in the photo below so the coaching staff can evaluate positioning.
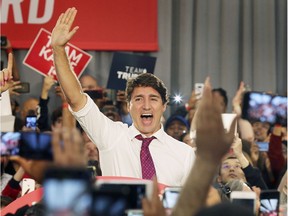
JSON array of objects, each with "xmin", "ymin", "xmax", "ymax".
[{"xmin": 50, "ymin": 8, "xmax": 195, "ymax": 186}]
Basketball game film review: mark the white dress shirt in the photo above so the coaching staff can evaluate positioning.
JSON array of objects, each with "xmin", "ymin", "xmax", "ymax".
[{"xmin": 70, "ymin": 95, "xmax": 195, "ymax": 186}]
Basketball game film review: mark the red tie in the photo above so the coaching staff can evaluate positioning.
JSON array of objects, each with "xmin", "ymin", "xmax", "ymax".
[{"xmin": 135, "ymin": 135, "xmax": 156, "ymax": 180}]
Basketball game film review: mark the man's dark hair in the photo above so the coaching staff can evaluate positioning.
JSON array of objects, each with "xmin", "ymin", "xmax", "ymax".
[
  {"xmin": 125, "ymin": 73, "xmax": 169, "ymax": 105},
  {"xmin": 212, "ymin": 88, "xmax": 228, "ymax": 107}
]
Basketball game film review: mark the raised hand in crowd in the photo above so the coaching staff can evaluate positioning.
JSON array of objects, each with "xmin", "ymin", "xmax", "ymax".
[
  {"xmin": 52, "ymin": 128, "xmax": 87, "ymax": 167},
  {"xmin": 232, "ymin": 81, "xmax": 254, "ymax": 141},
  {"xmin": 0, "ymin": 53, "xmax": 13, "ymax": 93},
  {"xmin": 231, "ymin": 134, "xmax": 250, "ymax": 168},
  {"xmin": 171, "ymin": 77, "xmax": 236, "ymax": 216},
  {"xmin": 1, "ymin": 37, "xmax": 20, "ymax": 81},
  {"xmin": 41, "ymin": 75, "xmax": 55, "ymax": 100},
  {"xmin": 7, "ymin": 81, "xmax": 22, "ymax": 96},
  {"xmin": 232, "ymin": 81, "xmax": 245, "ymax": 117}
]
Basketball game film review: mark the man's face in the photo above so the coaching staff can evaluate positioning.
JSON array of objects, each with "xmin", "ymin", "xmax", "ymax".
[
  {"xmin": 212, "ymin": 91, "xmax": 226, "ymax": 113},
  {"xmin": 80, "ymin": 76, "xmax": 99, "ymax": 91},
  {"xmin": 166, "ymin": 120, "xmax": 188, "ymax": 141},
  {"xmin": 128, "ymin": 87, "xmax": 166, "ymax": 137},
  {"xmin": 219, "ymin": 158, "xmax": 246, "ymax": 184},
  {"xmin": 101, "ymin": 105, "xmax": 121, "ymax": 121},
  {"xmin": 252, "ymin": 122, "xmax": 270, "ymax": 141},
  {"xmin": 21, "ymin": 99, "xmax": 39, "ymax": 120}
]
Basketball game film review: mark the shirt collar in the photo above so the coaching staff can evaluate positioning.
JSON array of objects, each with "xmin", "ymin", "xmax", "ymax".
[{"xmin": 128, "ymin": 123, "xmax": 166, "ymax": 143}]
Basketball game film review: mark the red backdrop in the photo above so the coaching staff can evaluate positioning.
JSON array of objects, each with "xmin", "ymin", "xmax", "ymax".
[{"xmin": 1, "ymin": 0, "xmax": 158, "ymax": 51}]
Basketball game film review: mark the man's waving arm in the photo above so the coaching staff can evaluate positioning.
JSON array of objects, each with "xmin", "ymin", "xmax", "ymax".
[{"xmin": 51, "ymin": 7, "xmax": 86, "ymax": 111}]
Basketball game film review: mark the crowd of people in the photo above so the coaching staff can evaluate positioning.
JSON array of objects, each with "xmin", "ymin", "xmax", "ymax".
[{"xmin": 0, "ymin": 7, "xmax": 287, "ymax": 216}]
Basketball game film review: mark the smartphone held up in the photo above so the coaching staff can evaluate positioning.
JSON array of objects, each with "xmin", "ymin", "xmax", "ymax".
[
  {"xmin": 241, "ymin": 91, "xmax": 287, "ymax": 126},
  {"xmin": 0, "ymin": 132, "xmax": 53, "ymax": 160}
]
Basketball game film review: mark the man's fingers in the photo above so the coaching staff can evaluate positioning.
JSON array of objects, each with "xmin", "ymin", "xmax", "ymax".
[
  {"xmin": 61, "ymin": 8, "xmax": 71, "ymax": 24},
  {"xmin": 67, "ymin": 26, "xmax": 79, "ymax": 40},
  {"xmin": 66, "ymin": 7, "xmax": 77, "ymax": 28},
  {"xmin": 200, "ymin": 76, "xmax": 212, "ymax": 107},
  {"xmin": 56, "ymin": 13, "xmax": 64, "ymax": 26}
]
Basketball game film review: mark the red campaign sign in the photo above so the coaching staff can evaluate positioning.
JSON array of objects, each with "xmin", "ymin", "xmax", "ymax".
[
  {"xmin": 23, "ymin": 28, "xmax": 92, "ymax": 81},
  {"xmin": 1, "ymin": 0, "xmax": 158, "ymax": 51}
]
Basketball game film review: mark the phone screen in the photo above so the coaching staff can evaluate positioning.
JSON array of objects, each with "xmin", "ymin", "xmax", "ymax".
[
  {"xmin": 43, "ymin": 168, "xmax": 91, "ymax": 216},
  {"xmin": 230, "ymin": 191, "xmax": 256, "ymax": 215},
  {"xmin": 195, "ymin": 83, "xmax": 204, "ymax": 99},
  {"xmin": 20, "ymin": 132, "xmax": 53, "ymax": 160},
  {"xmin": 231, "ymin": 198, "xmax": 255, "ymax": 214},
  {"xmin": 162, "ymin": 189, "xmax": 180, "ymax": 209},
  {"xmin": 256, "ymin": 142, "xmax": 269, "ymax": 152},
  {"xmin": 14, "ymin": 82, "xmax": 30, "ymax": 94},
  {"xmin": 259, "ymin": 190, "xmax": 280, "ymax": 215},
  {"xmin": 96, "ymin": 183, "xmax": 148, "ymax": 210},
  {"xmin": 25, "ymin": 116, "xmax": 37, "ymax": 130},
  {"xmin": 91, "ymin": 191, "xmax": 127, "ymax": 216},
  {"xmin": 242, "ymin": 92, "xmax": 287, "ymax": 126},
  {"xmin": 0, "ymin": 132, "xmax": 21, "ymax": 156}
]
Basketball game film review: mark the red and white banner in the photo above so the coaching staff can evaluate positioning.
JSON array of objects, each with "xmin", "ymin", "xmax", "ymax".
[
  {"xmin": 1, "ymin": 0, "xmax": 158, "ymax": 51},
  {"xmin": 23, "ymin": 28, "xmax": 92, "ymax": 80}
]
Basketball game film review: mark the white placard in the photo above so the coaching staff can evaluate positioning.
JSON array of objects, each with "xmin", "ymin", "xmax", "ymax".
[{"xmin": 221, "ymin": 113, "xmax": 237, "ymax": 135}]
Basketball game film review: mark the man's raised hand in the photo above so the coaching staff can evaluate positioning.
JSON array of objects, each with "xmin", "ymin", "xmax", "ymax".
[{"xmin": 51, "ymin": 7, "xmax": 79, "ymax": 48}]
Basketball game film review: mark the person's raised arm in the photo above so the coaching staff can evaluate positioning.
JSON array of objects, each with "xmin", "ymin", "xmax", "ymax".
[
  {"xmin": 172, "ymin": 77, "xmax": 236, "ymax": 216},
  {"xmin": 51, "ymin": 7, "xmax": 86, "ymax": 111},
  {"xmin": 0, "ymin": 53, "xmax": 13, "ymax": 94},
  {"xmin": 232, "ymin": 81, "xmax": 254, "ymax": 141}
]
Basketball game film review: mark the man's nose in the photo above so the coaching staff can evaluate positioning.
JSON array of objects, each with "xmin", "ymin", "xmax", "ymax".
[{"xmin": 143, "ymin": 99, "xmax": 151, "ymax": 109}]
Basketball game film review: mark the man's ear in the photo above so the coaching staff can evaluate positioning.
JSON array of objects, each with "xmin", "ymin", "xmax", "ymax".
[
  {"xmin": 163, "ymin": 102, "xmax": 167, "ymax": 112},
  {"xmin": 127, "ymin": 102, "xmax": 131, "ymax": 112}
]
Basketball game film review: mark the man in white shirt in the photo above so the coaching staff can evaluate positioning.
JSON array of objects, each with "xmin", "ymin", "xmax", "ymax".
[{"xmin": 51, "ymin": 7, "xmax": 195, "ymax": 186}]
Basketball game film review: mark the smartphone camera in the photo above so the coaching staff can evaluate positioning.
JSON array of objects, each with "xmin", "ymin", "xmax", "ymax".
[
  {"xmin": 43, "ymin": 167, "xmax": 92, "ymax": 216},
  {"xmin": 242, "ymin": 91, "xmax": 287, "ymax": 126},
  {"xmin": 25, "ymin": 115, "xmax": 37, "ymax": 130},
  {"xmin": 0, "ymin": 132, "xmax": 21, "ymax": 156},
  {"xmin": 195, "ymin": 83, "xmax": 204, "ymax": 99},
  {"xmin": 162, "ymin": 187, "xmax": 181, "ymax": 209},
  {"xmin": 20, "ymin": 132, "xmax": 53, "ymax": 160},
  {"xmin": 259, "ymin": 190, "xmax": 280, "ymax": 215},
  {"xmin": 14, "ymin": 82, "xmax": 30, "ymax": 94}
]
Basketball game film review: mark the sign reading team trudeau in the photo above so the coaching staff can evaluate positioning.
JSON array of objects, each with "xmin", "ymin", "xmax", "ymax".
[
  {"xmin": 23, "ymin": 28, "xmax": 92, "ymax": 81},
  {"xmin": 107, "ymin": 52, "xmax": 156, "ymax": 90}
]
